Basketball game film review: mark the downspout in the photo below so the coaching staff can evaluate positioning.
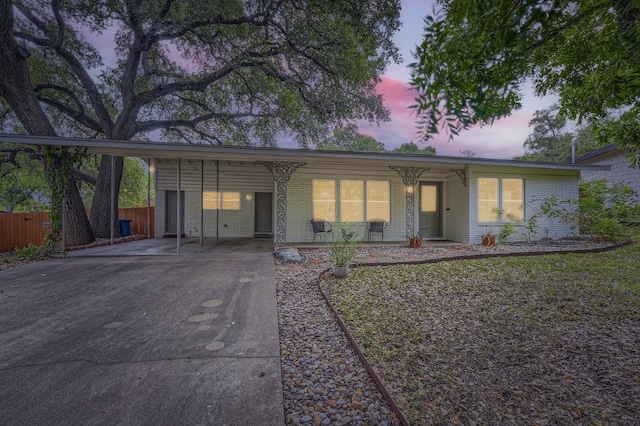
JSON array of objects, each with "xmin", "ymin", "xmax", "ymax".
[{"xmin": 200, "ymin": 159, "xmax": 204, "ymax": 245}]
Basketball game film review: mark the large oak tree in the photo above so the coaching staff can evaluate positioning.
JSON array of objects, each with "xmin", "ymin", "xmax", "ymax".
[
  {"xmin": 410, "ymin": 0, "xmax": 640, "ymax": 165},
  {"xmin": 0, "ymin": 0, "xmax": 400, "ymax": 242}
]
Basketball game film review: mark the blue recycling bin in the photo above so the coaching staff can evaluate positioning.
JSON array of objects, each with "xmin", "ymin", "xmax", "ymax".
[{"xmin": 118, "ymin": 219, "xmax": 132, "ymax": 237}]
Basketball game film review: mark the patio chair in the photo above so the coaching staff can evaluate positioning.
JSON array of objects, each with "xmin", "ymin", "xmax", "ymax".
[
  {"xmin": 366, "ymin": 220, "xmax": 388, "ymax": 242},
  {"xmin": 311, "ymin": 219, "xmax": 333, "ymax": 244}
]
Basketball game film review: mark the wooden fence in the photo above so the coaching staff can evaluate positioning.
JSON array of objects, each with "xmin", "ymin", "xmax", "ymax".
[{"xmin": 0, "ymin": 207, "xmax": 155, "ymax": 253}]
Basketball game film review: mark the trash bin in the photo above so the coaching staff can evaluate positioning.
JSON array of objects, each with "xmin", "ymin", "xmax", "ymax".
[{"xmin": 118, "ymin": 219, "xmax": 132, "ymax": 237}]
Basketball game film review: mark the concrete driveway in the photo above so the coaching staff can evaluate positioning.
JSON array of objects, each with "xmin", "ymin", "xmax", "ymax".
[{"xmin": 0, "ymin": 243, "xmax": 283, "ymax": 425}]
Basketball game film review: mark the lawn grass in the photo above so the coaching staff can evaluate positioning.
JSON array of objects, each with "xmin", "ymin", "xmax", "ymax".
[{"xmin": 322, "ymin": 231, "xmax": 640, "ymax": 425}]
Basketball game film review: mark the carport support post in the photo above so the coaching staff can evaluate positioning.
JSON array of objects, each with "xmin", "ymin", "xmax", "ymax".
[
  {"xmin": 259, "ymin": 161, "xmax": 306, "ymax": 246},
  {"xmin": 177, "ymin": 158, "xmax": 181, "ymax": 254},
  {"xmin": 389, "ymin": 166, "xmax": 430, "ymax": 240},
  {"xmin": 200, "ymin": 160, "xmax": 204, "ymax": 245},
  {"xmin": 147, "ymin": 157, "xmax": 151, "ymax": 239},
  {"xmin": 61, "ymin": 194, "xmax": 66, "ymax": 256},
  {"xmin": 110, "ymin": 155, "xmax": 115, "ymax": 245}
]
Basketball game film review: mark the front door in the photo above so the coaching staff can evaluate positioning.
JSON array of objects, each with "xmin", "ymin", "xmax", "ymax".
[
  {"xmin": 419, "ymin": 182, "xmax": 442, "ymax": 238},
  {"xmin": 254, "ymin": 192, "xmax": 273, "ymax": 236},
  {"xmin": 165, "ymin": 190, "xmax": 185, "ymax": 235}
]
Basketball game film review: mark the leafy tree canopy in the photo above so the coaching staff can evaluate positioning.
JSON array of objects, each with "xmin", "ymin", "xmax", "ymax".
[
  {"xmin": 316, "ymin": 123, "xmax": 386, "ymax": 152},
  {"xmin": 392, "ymin": 142, "xmax": 436, "ymax": 155},
  {"xmin": 410, "ymin": 0, "xmax": 640, "ymax": 163},
  {"xmin": 0, "ymin": 143, "xmax": 48, "ymax": 212},
  {"xmin": 514, "ymin": 104, "xmax": 601, "ymax": 163},
  {"xmin": 5, "ymin": 0, "xmax": 401, "ymax": 146}
]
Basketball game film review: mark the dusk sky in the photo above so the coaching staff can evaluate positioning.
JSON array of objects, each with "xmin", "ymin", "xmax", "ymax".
[{"xmin": 362, "ymin": 0, "xmax": 558, "ymax": 159}]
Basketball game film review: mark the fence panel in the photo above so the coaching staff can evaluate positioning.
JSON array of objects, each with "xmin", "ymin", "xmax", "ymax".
[
  {"xmin": 0, "ymin": 212, "xmax": 51, "ymax": 253},
  {"xmin": 0, "ymin": 207, "xmax": 155, "ymax": 253}
]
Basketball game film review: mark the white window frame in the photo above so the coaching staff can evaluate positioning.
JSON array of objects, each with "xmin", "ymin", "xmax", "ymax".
[
  {"xmin": 311, "ymin": 179, "xmax": 391, "ymax": 222},
  {"xmin": 477, "ymin": 178, "xmax": 524, "ymax": 223}
]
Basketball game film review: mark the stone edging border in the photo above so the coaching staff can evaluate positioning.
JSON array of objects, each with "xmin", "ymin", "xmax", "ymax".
[{"xmin": 315, "ymin": 240, "xmax": 632, "ymax": 426}]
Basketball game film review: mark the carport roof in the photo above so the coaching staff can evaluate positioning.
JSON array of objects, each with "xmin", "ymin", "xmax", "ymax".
[{"xmin": 0, "ymin": 134, "xmax": 611, "ymax": 171}]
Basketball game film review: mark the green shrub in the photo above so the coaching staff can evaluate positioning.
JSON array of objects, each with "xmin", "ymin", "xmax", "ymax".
[{"xmin": 539, "ymin": 180, "xmax": 640, "ymax": 241}]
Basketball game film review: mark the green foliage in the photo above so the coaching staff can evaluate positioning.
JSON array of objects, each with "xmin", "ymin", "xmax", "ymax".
[
  {"xmin": 316, "ymin": 123, "xmax": 386, "ymax": 152},
  {"xmin": 11, "ymin": 243, "xmax": 48, "ymax": 262},
  {"xmin": 410, "ymin": 0, "xmax": 640, "ymax": 164},
  {"xmin": 0, "ymin": 144, "xmax": 49, "ymax": 212},
  {"xmin": 392, "ymin": 142, "xmax": 436, "ymax": 155},
  {"xmin": 518, "ymin": 212, "xmax": 541, "ymax": 243},
  {"xmin": 329, "ymin": 224, "xmax": 359, "ymax": 267},
  {"xmin": 497, "ymin": 221, "xmax": 518, "ymax": 244},
  {"xmin": 514, "ymin": 105, "xmax": 602, "ymax": 163},
  {"xmin": 78, "ymin": 156, "xmax": 152, "ymax": 208},
  {"xmin": 539, "ymin": 180, "xmax": 640, "ymax": 241},
  {"xmin": 8, "ymin": 0, "xmax": 401, "ymax": 147}
]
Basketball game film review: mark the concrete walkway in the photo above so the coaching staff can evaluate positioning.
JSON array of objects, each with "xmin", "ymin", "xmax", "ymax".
[{"xmin": 0, "ymin": 238, "xmax": 283, "ymax": 425}]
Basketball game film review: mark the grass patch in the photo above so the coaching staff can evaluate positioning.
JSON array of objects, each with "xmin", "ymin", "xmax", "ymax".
[{"xmin": 322, "ymin": 232, "xmax": 640, "ymax": 425}]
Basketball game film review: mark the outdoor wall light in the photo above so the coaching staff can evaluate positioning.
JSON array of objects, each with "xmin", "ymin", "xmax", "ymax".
[
  {"xmin": 245, "ymin": 194, "xmax": 253, "ymax": 201},
  {"xmin": 406, "ymin": 185, "xmax": 414, "ymax": 194}
]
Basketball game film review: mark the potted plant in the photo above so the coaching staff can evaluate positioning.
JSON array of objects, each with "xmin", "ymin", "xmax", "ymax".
[
  {"xmin": 481, "ymin": 227, "xmax": 496, "ymax": 246},
  {"xmin": 329, "ymin": 225, "xmax": 359, "ymax": 278},
  {"xmin": 409, "ymin": 235, "xmax": 423, "ymax": 248}
]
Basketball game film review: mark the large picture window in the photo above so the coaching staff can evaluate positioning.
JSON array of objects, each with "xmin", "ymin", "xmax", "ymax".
[
  {"xmin": 312, "ymin": 179, "xmax": 390, "ymax": 222},
  {"xmin": 478, "ymin": 178, "xmax": 523, "ymax": 222}
]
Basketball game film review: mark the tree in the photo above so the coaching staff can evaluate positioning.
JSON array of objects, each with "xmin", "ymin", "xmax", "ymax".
[
  {"xmin": 459, "ymin": 149, "xmax": 476, "ymax": 158},
  {"xmin": 410, "ymin": 0, "xmax": 640, "ymax": 164},
  {"xmin": 0, "ymin": 143, "xmax": 48, "ymax": 212},
  {"xmin": 316, "ymin": 123, "xmax": 386, "ymax": 152},
  {"xmin": 515, "ymin": 105, "xmax": 602, "ymax": 163},
  {"xmin": 392, "ymin": 142, "xmax": 436, "ymax": 155},
  {"xmin": 1, "ymin": 0, "xmax": 401, "ymax": 240}
]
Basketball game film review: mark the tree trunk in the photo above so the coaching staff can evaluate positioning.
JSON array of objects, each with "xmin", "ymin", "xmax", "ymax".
[
  {"xmin": 63, "ymin": 177, "xmax": 95, "ymax": 245},
  {"xmin": 89, "ymin": 155, "xmax": 124, "ymax": 238},
  {"xmin": 0, "ymin": 0, "xmax": 94, "ymax": 246}
]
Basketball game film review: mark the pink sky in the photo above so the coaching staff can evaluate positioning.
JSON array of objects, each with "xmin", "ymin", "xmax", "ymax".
[{"xmin": 361, "ymin": 0, "xmax": 558, "ymax": 159}]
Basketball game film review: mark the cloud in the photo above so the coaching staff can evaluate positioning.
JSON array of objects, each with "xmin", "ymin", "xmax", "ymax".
[{"xmin": 358, "ymin": 76, "xmax": 542, "ymax": 159}]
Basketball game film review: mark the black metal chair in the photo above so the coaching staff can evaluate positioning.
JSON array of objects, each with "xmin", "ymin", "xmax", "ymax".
[
  {"xmin": 366, "ymin": 220, "xmax": 387, "ymax": 242},
  {"xmin": 311, "ymin": 219, "xmax": 333, "ymax": 244}
]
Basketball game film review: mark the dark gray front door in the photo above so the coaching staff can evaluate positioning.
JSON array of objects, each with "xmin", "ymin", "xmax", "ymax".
[
  {"xmin": 254, "ymin": 192, "xmax": 273, "ymax": 235},
  {"xmin": 165, "ymin": 191, "xmax": 185, "ymax": 234},
  {"xmin": 419, "ymin": 182, "xmax": 442, "ymax": 238}
]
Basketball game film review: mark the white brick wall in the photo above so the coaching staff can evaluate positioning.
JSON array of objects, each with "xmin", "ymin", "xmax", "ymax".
[
  {"xmin": 580, "ymin": 149, "xmax": 640, "ymax": 195},
  {"xmin": 286, "ymin": 164, "xmax": 407, "ymax": 243},
  {"xmin": 469, "ymin": 170, "xmax": 579, "ymax": 243},
  {"xmin": 443, "ymin": 175, "xmax": 470, "ymax": 242}
]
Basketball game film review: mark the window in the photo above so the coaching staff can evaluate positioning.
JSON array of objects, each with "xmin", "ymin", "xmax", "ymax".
[
  {"xmin": 367, "ymin": 180, "xmax": 390, "ymax": 221},
  {"xmin": 312, "ymin": 179, "xmax": 390, "ymax": 222},
  {"xmin": 478, "ymin": 178, "xmax": 523, "ymax": 222},
  {"xmin": 202, "ymin": 191, "xmax": 241, "ymax": 210},
  {"xmin": 312, "ymin": 179, "xmax": 336, "ymax": 221},
  {"xmin": 340, "ymin": 180, "xmax": 364, "ymax": 222}
]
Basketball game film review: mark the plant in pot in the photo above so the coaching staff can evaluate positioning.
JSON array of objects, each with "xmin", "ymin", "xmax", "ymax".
[
  {"xmin": 409, "ymin": 234, "xmax": 423, "ymax": 248},
  {"xmin": 329, "ymin": 224, "xmax": 359, "ymax": 278},
  {"xmin": 481, "ymin": 227, "xmax": 496, "ymax": 246}
]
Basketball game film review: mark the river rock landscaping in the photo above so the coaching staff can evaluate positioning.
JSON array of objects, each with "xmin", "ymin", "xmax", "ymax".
[{"xmin": 277, "ymin": 238, "xmax": 639, "ymax": 425}]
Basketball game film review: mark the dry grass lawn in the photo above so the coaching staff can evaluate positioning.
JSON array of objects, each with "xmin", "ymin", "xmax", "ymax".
[{"xmin": 322, "ymin": 235, "xmax": 640, "ymax": 425}]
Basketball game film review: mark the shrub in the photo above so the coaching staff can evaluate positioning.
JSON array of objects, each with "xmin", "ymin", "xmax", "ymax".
[{"xmin": 539, "ymin": 180, "xmax": 640, "ymax": 241}]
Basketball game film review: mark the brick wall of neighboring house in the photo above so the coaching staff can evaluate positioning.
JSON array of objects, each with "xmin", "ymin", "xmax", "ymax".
[{"xmin": 579, "ymin": 146, "xmax": 640, "ymax": 195}]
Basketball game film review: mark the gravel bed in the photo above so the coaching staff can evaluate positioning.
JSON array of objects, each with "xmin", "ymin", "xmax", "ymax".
[{"xmin": 275, "ymin": 240, "xmax": 616, "ymax": 425}]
